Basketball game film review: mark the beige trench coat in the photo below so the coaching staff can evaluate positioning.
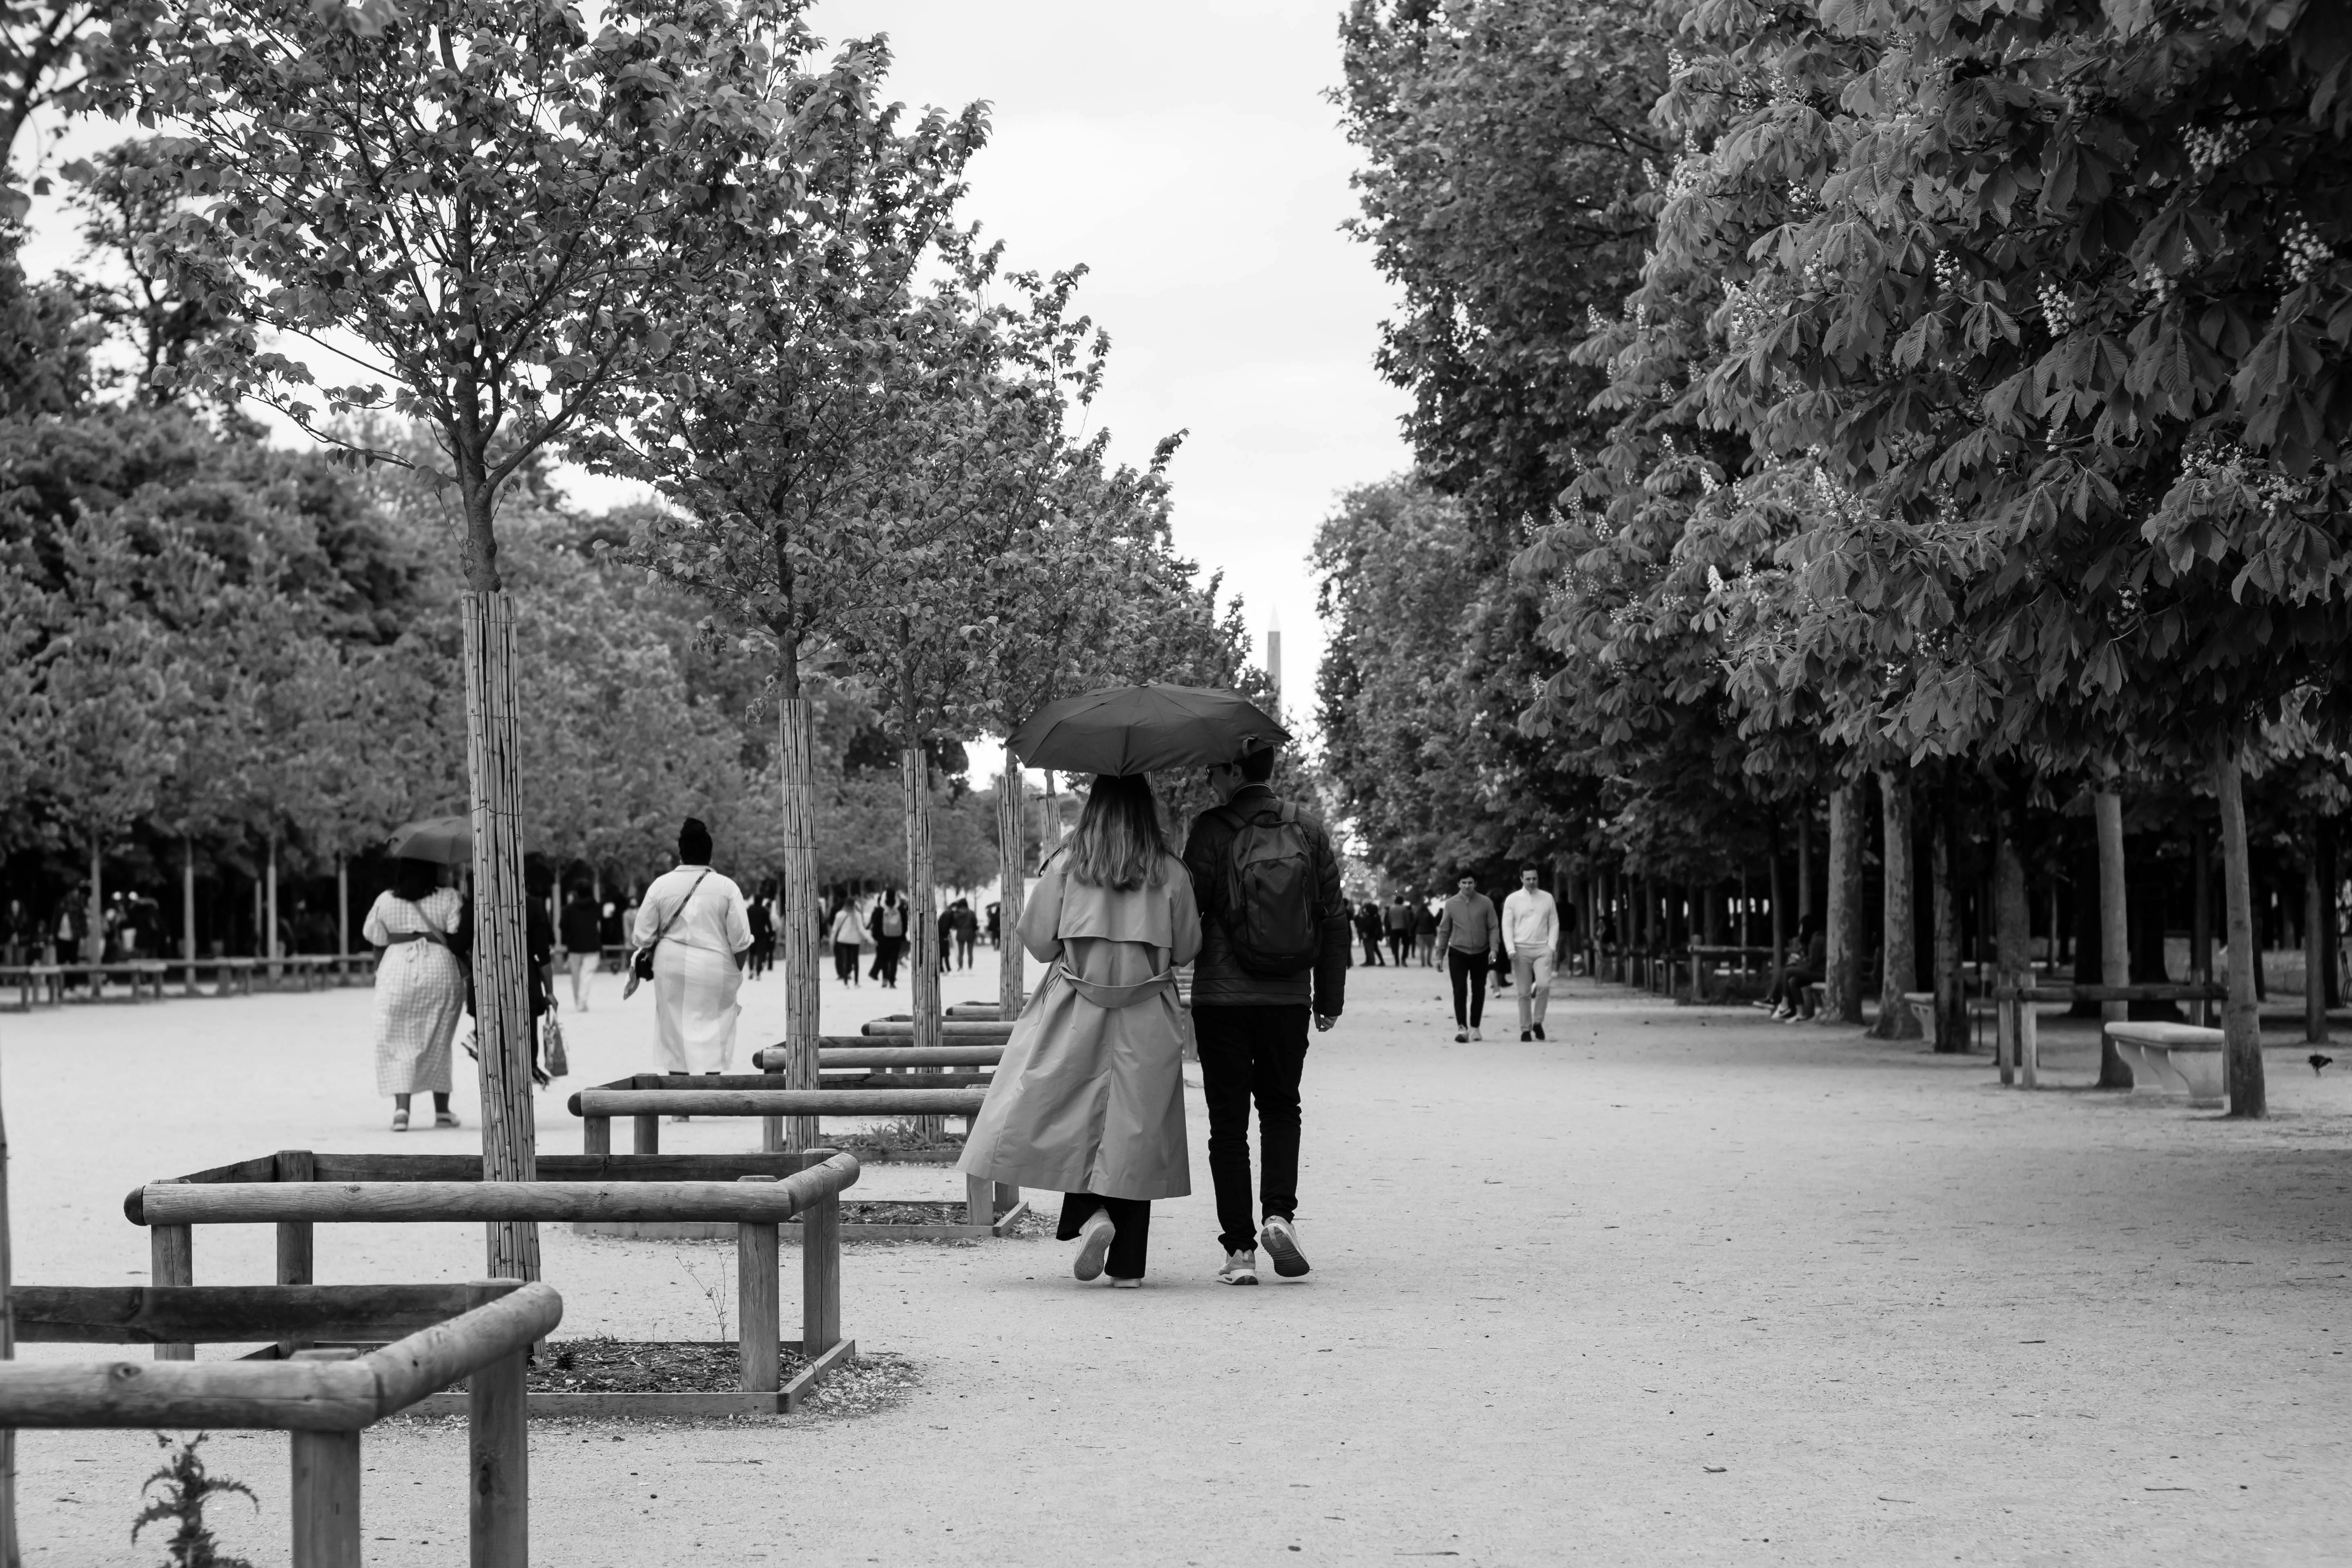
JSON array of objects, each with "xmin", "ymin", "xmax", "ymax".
[{"xmin": 958, "ymin": 850, "xmax": 1201, "ymax": 1201}]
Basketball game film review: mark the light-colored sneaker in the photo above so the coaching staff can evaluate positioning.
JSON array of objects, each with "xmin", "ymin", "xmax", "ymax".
[
  {"xmin": 390, "ymin": 1109, "xmax": 409, "ymax": 1132},
  {"xmin": 1218, "ymin": 1250, "xmax": 1259, "ymax": 1285},
  {"xmin": 1470, "ymin": 1027, "xmax": 1483, "ymax": 1041},
  {"xmin": 434, "ymin": 1111, "xmax": 460, "ymax": 1129},
  {"xmin": 1109, "ymin": 1277, "xmax": 1141, "ymax": 1289},
  {"xmin": 1071, "ymin": 1211, "xmax": 1116, "ymax": 1281},
  {"xmin": 1259, "ymin": 1216, "xmax": 1311, "ymax": 1278}
]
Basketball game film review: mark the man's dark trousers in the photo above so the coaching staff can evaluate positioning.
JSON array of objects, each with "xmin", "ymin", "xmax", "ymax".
[{"xmin": 1193, "ymin": 1004, "xmax": 1310, "ymax": 1255}]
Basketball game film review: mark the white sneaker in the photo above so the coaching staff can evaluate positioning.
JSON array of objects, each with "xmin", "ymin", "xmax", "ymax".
[
  {"xmin": 1259, "ymin": 1216, "xmax": 1310, "ymax": 1278},
  {"xmin": 1071, "ymin": 1211, "xmax": 1116, "ymax": 1281},
  {"xmin": 1470, "ymin": 1027, "xmax": 1483, "ymax": 1041},
  {"xmin": 1109, "ymin": 1277, "xmax": 1141, "ymax": 1289},
  {"xmin": 1218, "ymin": 1250, "xmax": 1259, "ymax": 1285}
]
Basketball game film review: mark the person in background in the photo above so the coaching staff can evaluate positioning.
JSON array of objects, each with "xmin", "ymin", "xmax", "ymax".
[
  {"xmin": 560, "ymin": 886, "xmax": 603, "ymax": 1011},
  {"xmin": 869, "ymin": 889, "xmax": 908, "ymax": 987},
  {"xmin": 986, "ymin": 900, "xmax": 1002, "ymax": 949},
  {"xmin": 362, "ymin": 857, "xmax": 466, "ymax": 1131},
  {"xmin": 829, "ymin": 897, "xmax": 864, "ymax": 984},
  {"xmin": 1500, "ymin": 865, "xmax": 1561, "ymax": 1041},
  {"xmin": 1414, "ymin": 893, "xmax": 1439, "ymax": 966},
  {"xmin": 955, "ymin": 898, "xmax": 980, "ymax": 969},
  {"xmin": 632, "ymin": 817, "xmax": 753, "ymax": 1078},
  {"xmin": 1384, "ymin": 893, "xmax": 1414, "ymax": 965},
  {"xmin": 1435, "ymin": 873, "xmax": 1500, "ymax": 1043},
  {"xmin": 1182, "ymin": 743, "xmax": 1349, "ymax": 1286},
  {"xmin": 1765, "ymin": 915, "xmax": 1826, "ymax": 1022},
  {"xmin": 1354, "ymin": 898, "xmax": 1385, "ymax": 966},
  {"xmin": 746, "ymin": 890, "xmax": 775, "ymax": 980},
  {"xmin": 960, "ymin": 773, "xmax": 1200, "ymax": 1289}
]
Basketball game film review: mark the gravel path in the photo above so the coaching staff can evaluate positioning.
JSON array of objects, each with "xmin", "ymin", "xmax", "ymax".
[{"xmin": 3, "ymin": 962, "xmax": 2347, "ymax": 1565}]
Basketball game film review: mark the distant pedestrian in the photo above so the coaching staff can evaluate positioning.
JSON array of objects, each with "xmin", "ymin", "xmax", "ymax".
[
  {"xmin": 747, "ymin": 892, "xmax": 775, "ymax": 980},
  {"xmin": 961, "ymin": 773, "xmax": 1200, "ymax": 1288},
  {"xmin": 1182, "ymin": 742, "xmax": 1348, "ymax": 1285},
  {"xmin": 829, "ymin": 898, "xmax": 864, "ymax": 985},
  {"xmin": 1501, "ymin": 866, "xmax": 1560, "ymax": 1041},
  {"xmin": 869, "ymin": 890, "xmax": 908, "ymax": 987},
  {"xmin": 1435, "ymin": 873, "xmax": 1499, "ymax": 1042},
  {"xmin": 1413, "ymin": 895, "xmax": 1438, "ymax": 966},
  {"xmin": 362, "ymin": 857, "xmax": 466, "ymax": 1132},
  {"xmin": 1765, "ymin": 915, "xmax": 1826, "ymax": 1021},
  {"xmin": 560, "ymin": 887, "xmax": 602, "ymax": 1011},
  {"xmin": 1354, "ymin": 898, "xmax": 1385, "ymax": 966},
  {"xmin": 1384, "ymin": 894, "xmax": 1413, "ymax": 964},
  {"xmin": 986, "ymin": 900, "xmax": 1002, "ymax": 948},
  {"xmin": 631, "ymin": 817, "xmax": 752, "ymax": 1076},
  {"xmin": 955, "ymin": 900, "xmax": 980, "ymax": 969}
]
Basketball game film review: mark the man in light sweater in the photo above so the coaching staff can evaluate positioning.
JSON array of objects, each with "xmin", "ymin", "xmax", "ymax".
[
  {"xmin": 1501, "ymin": 866, "xmax": 1560, "ymax": 1041},
  {"xmin": 1433, "ymin": 873, "xmax": 1500, "ymax": 1042}
]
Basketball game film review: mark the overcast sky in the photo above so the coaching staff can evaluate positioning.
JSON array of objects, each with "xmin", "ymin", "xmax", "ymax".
[{"xmin": 18, "ymin": 1, "xmax": 1411, "ymax": 775}]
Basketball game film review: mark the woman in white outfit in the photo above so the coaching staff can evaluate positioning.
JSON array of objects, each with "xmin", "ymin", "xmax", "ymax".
[
  {"xmin": 362, "ymin": 857, "xmax": 466, "ymax": 1131},
  {"xmin": 630, "ymin": 817, "xmax": 753, "ymax": 1078}
]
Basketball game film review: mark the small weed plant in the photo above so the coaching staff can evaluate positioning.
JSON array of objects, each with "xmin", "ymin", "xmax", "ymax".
[{"xmin": 133, "ymin": 1433, "xmax": 256, "ymax": 1568}]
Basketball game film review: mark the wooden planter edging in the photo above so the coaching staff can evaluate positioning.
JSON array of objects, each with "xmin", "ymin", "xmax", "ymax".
[
  {"xmin": 571, "ymin": 1200, "xmax": 1029, "ymax": 1243},
  {"xmin": 401, "ymin": 1338, "xmax": 858, "ymax": 1420}
]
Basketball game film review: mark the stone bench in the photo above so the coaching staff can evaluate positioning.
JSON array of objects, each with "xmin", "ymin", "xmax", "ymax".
[{"xmin": 2104, "ymin": 1021, "xmax": 2227, "ymax": 1108}]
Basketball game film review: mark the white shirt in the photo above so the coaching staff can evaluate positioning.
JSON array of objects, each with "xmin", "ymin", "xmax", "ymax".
[
  {"xmin": 1501, "ymin": 887, "xmax": 1559, "ymax": 954},
  {"xmin": 632, "ymin": 864, "xmax": 752, "ymax": 957}
]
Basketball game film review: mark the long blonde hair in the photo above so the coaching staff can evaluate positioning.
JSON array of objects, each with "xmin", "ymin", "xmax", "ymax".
[{"xmin": 1066, "ymin": 773, "xmax": 1172, "ymax": 891}]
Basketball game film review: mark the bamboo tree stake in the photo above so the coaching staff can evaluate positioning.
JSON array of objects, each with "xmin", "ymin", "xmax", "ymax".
[
  {"xmin": 903, "ymin": 744, "xmax": 944, "ymax": 1142},
  {"xmin": 774, "ymin": 693, "xmax": 822, "ymax": 1152},
  {"xmin": 0, "ymin": 1047, "xmax": 17, "ymax": 1568}
]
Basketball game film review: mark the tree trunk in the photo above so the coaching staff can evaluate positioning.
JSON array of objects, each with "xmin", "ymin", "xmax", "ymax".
[
  {"xmin": 773, "ymin": 690, "xmax": 822, "ymax": 1152},
  {"xmin": 1824, "ymin": 782, "xmax": 1864, "ymax": 1024},
  {"xmin": 997, "ymin": 757, "xmax": 1025, "ymax": 1017},
  {"xmin": 2093, "ymin": 790, "xmax": 2133, "ymax": 1085},
  {"xmin": 84, "ymin": 832, "xmax": 102, "ymax": 967},
  {"xmin": 1932, "ymin": 786, "xmax": 1964, "ymax": 1052},
  {"xmin": 2191, "ymin": 824, "xmax": 2213, "ymax": 1024},
  {"xmin": 1796, "ymin": 808, "xmax": 1813, "ymax": 922},
  {"xmin": 460, "ymin": 590, "xmax": 539, "ymax": 1279},
  {"xmin": 335, "ymin": 855, "xmax": 349, "ymax": 959},
  {"xmin": 2214, "ymin": 751, "xmax": 2265, "ymax": 1117},
  {"xmin": 903, "ymin": 745, "xmax": 942, "ymax": 1140},
  {"xmin": 0, "ymin": 1046, "xmax": 17, "ymax": 1568},
  {"xmin": 1871, "ymin": 769, "xmax": 1919, "ymax": 1038},
  {"xmin": 265, "ymin": 831, "xmax": 281, "ymax": 980},
  {"xmin": 181, "ymin": 837, "xmax": 196, "ymax": 969},
  {"xmin": 1994, "ymin": 795, "xmax": 2032, "ymax": 1087},
  {"xmin": 2305, "ymin": 824, "xmax": 2329, "ymax": 1045}
]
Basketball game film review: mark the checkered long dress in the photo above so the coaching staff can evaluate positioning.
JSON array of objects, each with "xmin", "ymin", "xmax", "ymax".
[{"xmin": 363, "ymin": 888, "xmax": 466, "ymax": 1096}]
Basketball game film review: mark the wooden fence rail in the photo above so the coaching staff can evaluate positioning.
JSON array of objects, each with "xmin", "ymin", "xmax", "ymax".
[{"xmin": 0, "ymin": 1279, "xmax": 558, "ymax": 1567}]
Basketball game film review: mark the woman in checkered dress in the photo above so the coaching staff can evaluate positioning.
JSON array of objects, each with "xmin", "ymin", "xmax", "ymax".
[{"xmin": 363, "ymin": 858, "xmax": 468, "ymax": 1131}]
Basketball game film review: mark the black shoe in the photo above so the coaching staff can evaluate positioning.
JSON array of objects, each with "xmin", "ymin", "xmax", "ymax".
[
  {"xmin": 1533, "ymin": 1023, "xmax": 1546, "ymax": 1040},
  {"xmin": 1520, "ymin": 1029, "xmax": 1532, "ymax": 1042}
]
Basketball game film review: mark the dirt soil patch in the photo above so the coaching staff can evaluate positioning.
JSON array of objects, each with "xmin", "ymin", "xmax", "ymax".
[{"xmin": 530, "ymin": 1338, "xmax": 810, "ymax": 1394}]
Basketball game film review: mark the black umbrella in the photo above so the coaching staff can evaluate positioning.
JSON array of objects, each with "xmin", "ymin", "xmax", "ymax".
[
  {"xmin": 1006, "ymin": 683, "xmax": 1288, "ymax": 777},
  {"xmin": 384, "ymin": 814, "xmax": 534, "ymax": 865}
]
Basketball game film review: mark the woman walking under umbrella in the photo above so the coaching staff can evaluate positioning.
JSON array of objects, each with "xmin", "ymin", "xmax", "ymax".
[
  {"xmin": 362, "ymin": 857, "xmax": 466, "ymax": 1131},
  {"xmin": 958, "ymin": 773, "xmax": 1200, "ymax": 1287},
  {"xmin": 632, "ymin": 817, "xmax": 753, "ymax": 1075}
]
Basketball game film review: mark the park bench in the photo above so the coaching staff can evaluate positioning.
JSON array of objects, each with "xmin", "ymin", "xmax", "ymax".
[
  {"xmin": 569, "ymin": 1078, "xmax": 1021, "ymax": 1237},
  {"xmin": 1991, "ymin": 982, "xmax": 2225, "ymax": 1088},
  {"xmin": 0, "ymin": 1276, "xmax": 559, "ymax": 1567},
  {"xmin": 123, "ymin": 1152, "xmax": 859, "ymax": 1416},
  {"xmin": 2102, "ymin": 1021, "xmax": 2228, "ymax": 1107},
  {"xmin": 0, "ymin": 960, "xmax": 172, "ymax": 1008},
  {"xmin": 1684, "ymin": 944, "xmax": 1775, "ymax": 1002}
]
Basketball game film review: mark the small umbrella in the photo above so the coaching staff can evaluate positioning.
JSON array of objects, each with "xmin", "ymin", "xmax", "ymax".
[
  {"xmin": 1006, "ymin": 683, "xmax": 1289, "ymax": 777},
  {"xmin": 385, "ymin": 815, "xmax": 476, "ymax": 865}
]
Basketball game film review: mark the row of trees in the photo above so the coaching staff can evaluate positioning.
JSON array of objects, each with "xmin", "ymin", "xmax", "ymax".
[
  {"xmin": 3, "ymin": 0, "xmax": 1256, "ymax": 1279},
  {"xmin": 1321, "ymin": 0, "xmax": 2352, "ymax": 1116}
]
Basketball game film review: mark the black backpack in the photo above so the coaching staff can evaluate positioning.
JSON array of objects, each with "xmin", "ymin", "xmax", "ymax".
[{"xmin": 1214, "ymin": 800, "xmax": 1322, "ymax": 977}]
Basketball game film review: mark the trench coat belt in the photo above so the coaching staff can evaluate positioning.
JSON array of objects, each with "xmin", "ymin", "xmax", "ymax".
[
  {"xmin": 1056, "ymin": 962, "xmax": 1176, "ymax": 1011},
  {"xmin": 383, "ymin": 930, "xmax": 449, "ymax": 948}
]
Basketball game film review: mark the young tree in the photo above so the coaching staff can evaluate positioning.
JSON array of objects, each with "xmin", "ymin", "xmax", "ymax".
[{"xmin": 143, "ymin": 0, "xmax": 874, "ymax": 1270}]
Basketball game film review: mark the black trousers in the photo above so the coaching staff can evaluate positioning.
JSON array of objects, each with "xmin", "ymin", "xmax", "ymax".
[
  {"xmin": 1447, "ymin": 947, "xmax": 1490, "ymax": 1028},
  {"xmin": 1193, "ymin": 1004, "xmax": 1310, "ymax": 1256},
  {"xmin": 872, "ymin": 936, "xmax": 903, "ymax": 985},
  {"xmin": 1388, "ymin": 931, "xmax": 1410, "ymax": 964},
  {"xmin": 1359, "ymin": 931, "xmax": 1383, "ymax": 965},
  {"xmin": 1058, "ymin": 1193, "xmax": 1152, "ymax": 1278},
  {"xmin": 833, "ymin": 942, "xmax": 859, "ymax": 983}
]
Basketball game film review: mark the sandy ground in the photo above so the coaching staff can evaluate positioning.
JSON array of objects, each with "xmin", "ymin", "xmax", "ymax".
[{"xmin": 2, "ymin": 959, "xmax": 2349, "ymax": 1566}]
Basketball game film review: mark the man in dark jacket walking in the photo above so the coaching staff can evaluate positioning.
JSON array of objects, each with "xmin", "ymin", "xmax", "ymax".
[{"xmin": 1181, "ymin": 744, "xmax": 1349, "ymax": 1286}]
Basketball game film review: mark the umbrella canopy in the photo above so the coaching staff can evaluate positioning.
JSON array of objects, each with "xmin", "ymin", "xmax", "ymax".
[
  {"xmin": 1006, "ymin": 683, "xmax": 1289, "ymax": 777},
  {"xmin": 385, "ymin": 815, "xmax": 477, "ymax": 866}
]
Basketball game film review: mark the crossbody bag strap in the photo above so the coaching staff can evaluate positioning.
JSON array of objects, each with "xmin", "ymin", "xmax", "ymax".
[{"xmin": 653, "ymin": 871, "xmax": 713, "ymax": 947}]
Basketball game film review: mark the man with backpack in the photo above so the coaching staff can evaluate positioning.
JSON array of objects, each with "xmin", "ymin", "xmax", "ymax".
[{"xmin": 1182, "ymin": 744, "xmax": 1350, "ymax": 1286}]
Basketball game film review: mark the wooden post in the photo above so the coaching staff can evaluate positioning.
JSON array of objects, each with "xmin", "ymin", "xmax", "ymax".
[
  {"xmin": 632, "ymin": 1114, "xmax": 659, "ymax": 1155},
  {"xmin": 288, "ymin": 1357, "xmax": 362, "ymax": 1568},
  {"xmin": 774, "ymin": 691, "xmax": 822, "ymax": 1154},
  {"xmin": 736, "ymin": 1178, "xmax": 780, "ymax": 1394},
  {"xmin": 993, "ymin": 1181, "xmax": 1019, "ymax": 1221},
  {"xmin": 1874, "ymin": 768, "xmax": 1920, "ymax": 1039},
  {"xmin": 2214, "ymin": 751, "xmax": 2266, "ymax": 1116},
  {"xmin": 997, "ymin": 756, "xmax": 1026, "ymax": 1019},
  {"xmin": 800, "ymin": 1180, "xmax": 841, "ymax": 1356},
  {"xmin": 181, "ymin": 836, "xmax": 198, "ymax": 995},
  {"xmin": 0, "ymin": 1046, "xmax": 17, "ymax": 1568},
  {"xmin": 150, "ymin": 1221, "xmax": 194, "ymax": 1361},
  {"xmin": 1995, "ymin": 797, "xmax": 2033, "ymax": 1088},
  {"xmin": 466, "ymin": 1281, "xmax": 528, "ymax": 1568},
  {"xmin": 275, "ymin": 1150, "xmax": 316, "ymax": 1356},
  {"xmin": 265, "ymin": 831, "xmax": 281, "ymax": 984},
  {"xmin": 582, "ymin": 1116, "xmax": 611, "ymax": 1156},
  {"xmin": 460, "ymin": 590, "xmax": 541, "ymax": 1283},
  {"xmin": 2094, "ymin": 790, "xmax": 2133, "ymax": 1086},
  {"xmin": 903, "ymin": 744, "xmax": 944, "ymax": 1143},
  {"xmin": 335, "ymin": 855, "xmax": 350, "ymax": 966}
]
